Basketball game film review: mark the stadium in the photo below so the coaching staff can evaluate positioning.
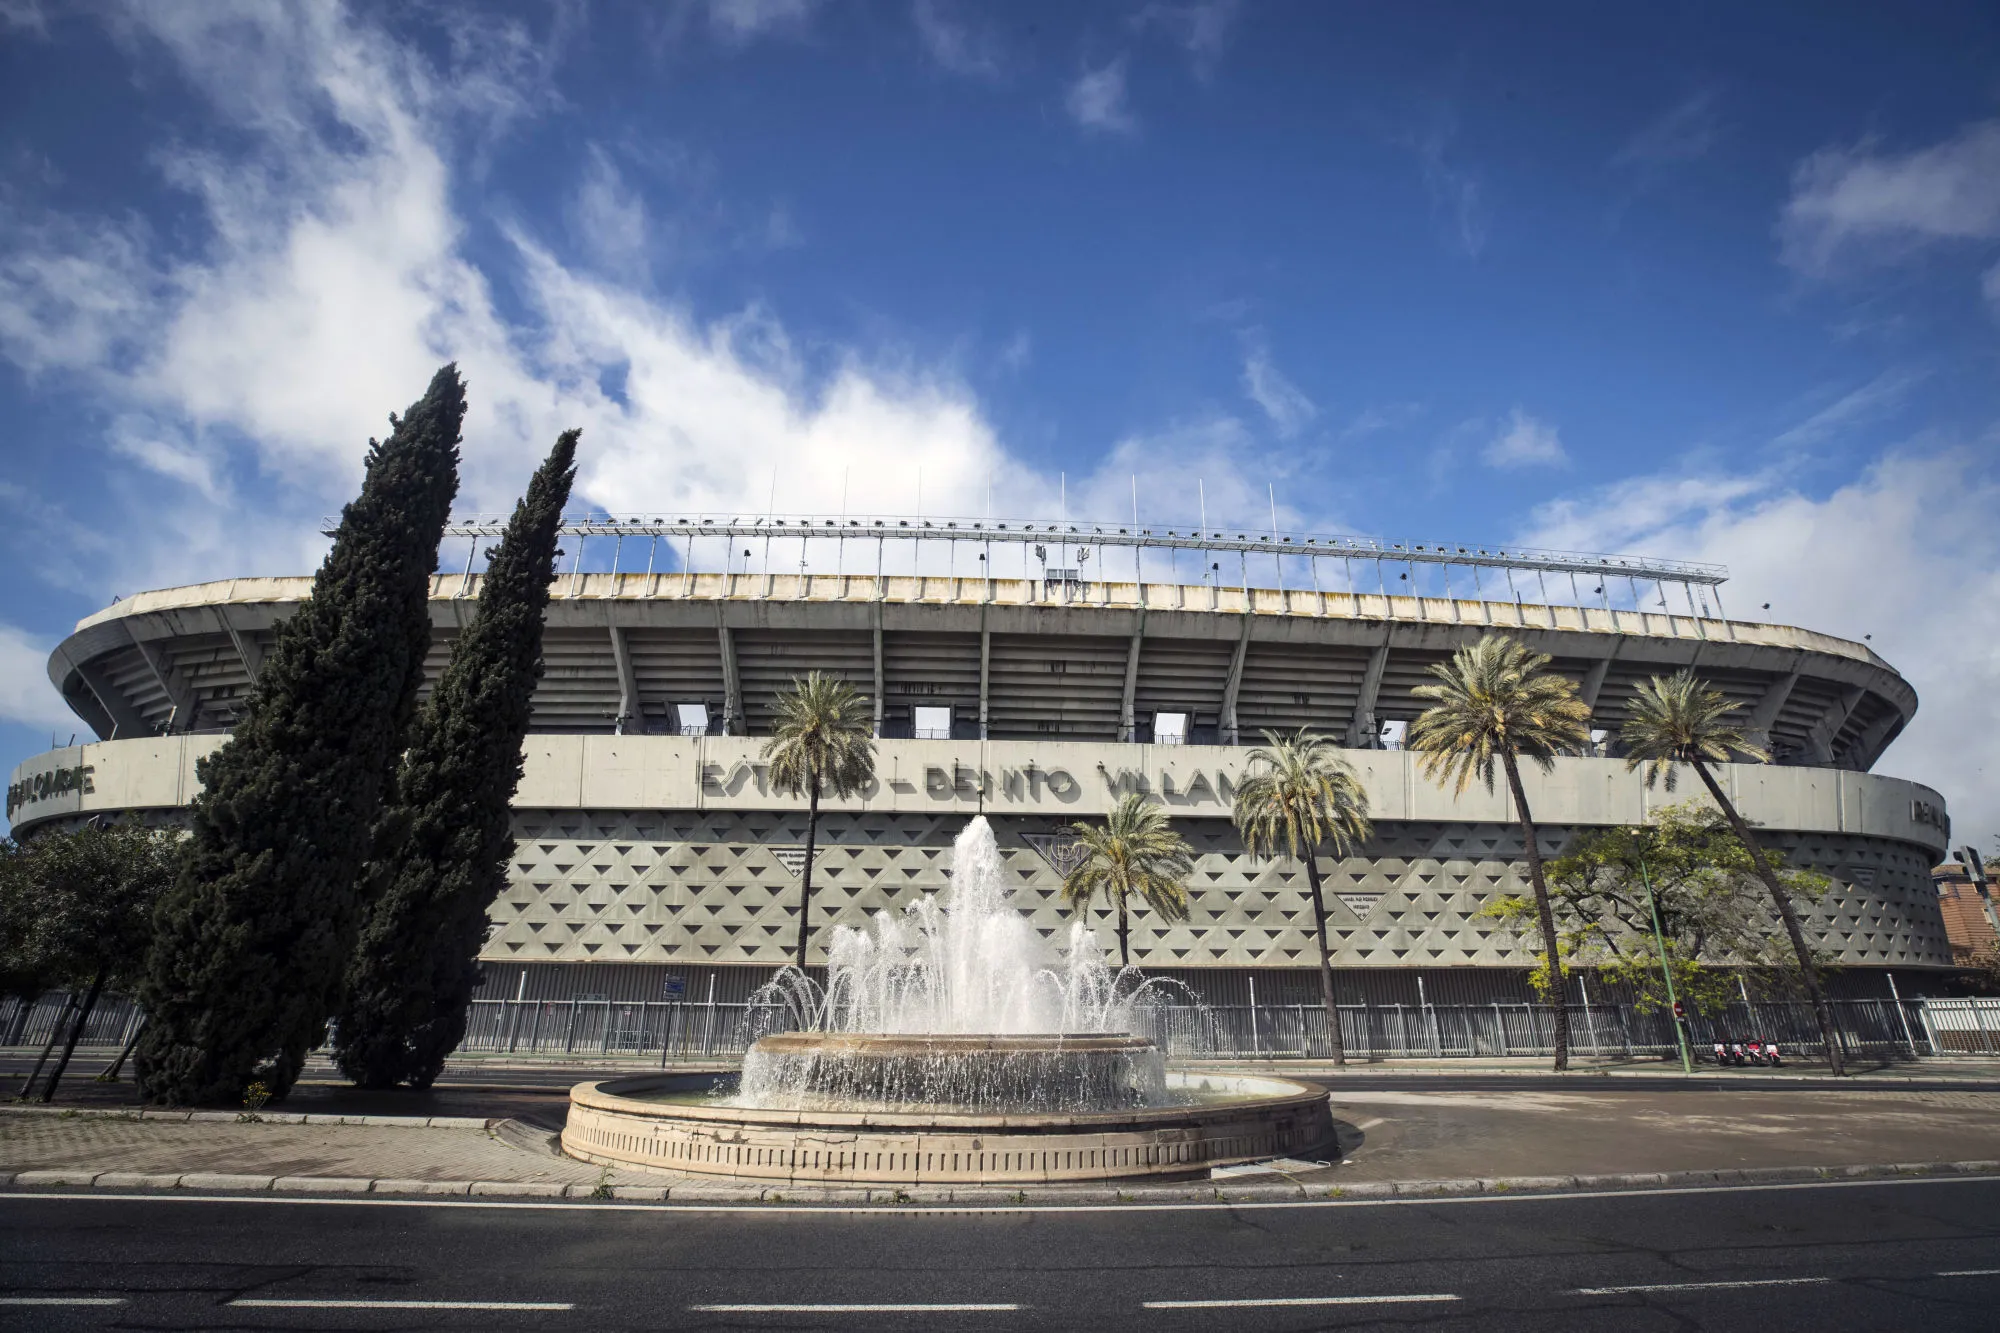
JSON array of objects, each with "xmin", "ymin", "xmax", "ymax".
[{"xmin": 6, "ymin": 514, "xmax": 1957, "ymax": 1045}]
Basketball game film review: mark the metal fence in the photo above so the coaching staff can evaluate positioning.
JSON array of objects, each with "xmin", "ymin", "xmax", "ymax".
[
  {"xmin": 434, "ymin": 993, "xmax": 2000, "ymax": 1062},
  {"xmin": 1141, "ymin": 997, "xmax": 1943, "ymax": 1061},
  {"xmin": 0, "ymin": 994, "xmax": 143, "ymax": 1053},
  {"xmin": 7, "ymin": 991, "xmax": 1999, "ymax": 1063}
]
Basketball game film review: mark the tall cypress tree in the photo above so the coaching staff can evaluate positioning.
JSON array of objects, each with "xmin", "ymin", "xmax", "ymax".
[
  {"xmin": 333, "ymin": 430, "xmax": 577, "ymax": 1089},
  {"xmin": 136, "ymin": 366, "xmax": 465, "ymax": 1105}
]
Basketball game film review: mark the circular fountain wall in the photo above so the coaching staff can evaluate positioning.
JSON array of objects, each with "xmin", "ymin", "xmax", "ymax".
[
  {"xmin": 564, "ymin": 817, "xmax": 1335, "ymax": 1184},
  {"xmin": 562, "ymin": 1065, "xmax": 1334, "ymax": 1185}
]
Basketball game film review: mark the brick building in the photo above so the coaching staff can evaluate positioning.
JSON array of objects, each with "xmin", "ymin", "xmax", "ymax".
[{"xmin": 1933, "ymin": 861, "xmax": 2000, "ymax": 964}]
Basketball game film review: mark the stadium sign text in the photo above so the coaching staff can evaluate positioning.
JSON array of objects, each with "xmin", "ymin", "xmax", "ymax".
[
  {"xmin": 701, "ymin": 758, "xmax": 1242, "ymax": 809},
  {"xmin": 6, "ymin": 763, "xmax": 94, "ymax": 818},
  {"xmin": 1910, "ymin": 798, "xmax": 1949, "ymax": 837}
]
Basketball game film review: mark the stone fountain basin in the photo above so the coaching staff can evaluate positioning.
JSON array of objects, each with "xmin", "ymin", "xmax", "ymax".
[
  {"xmin": 562, "ymin": 1067, "xmax": 1336, "ymax": 1185},
  {"xmin": 739, "ymin": 1031, "xmax": 1169, "ymax": 1114}
]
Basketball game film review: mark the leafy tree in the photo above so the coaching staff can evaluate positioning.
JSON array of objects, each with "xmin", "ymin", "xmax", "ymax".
[
  {"xmin": 0, "ymin": 838, "xmax": 50, "ymax": 1041},
  {"xmin": 761, "ymin": 672, "xmax": 877, "ymax": 969},
  {"xmin": 1230, "ymin": 728, "xmax": 1372, "ymax": 1066},
  {"xmin": 1483, "ymin": 802, "xmax": 1831, "ymax": 1014},
  {"xmin": 7, "ymin": 820, "xmax": 181, "ymax": 1101},
  {"xmin": 333, "ymin": 430, "xmax": 578, "ymax": 1089},
  {"xmin": 136, "ymin": 366, "xmax": 464, "ymax": 1105},
  {"xmin": 1619, "ymin": 669, "xmax": 1848, "ymax": 1074},
  {"xmin": 1061, "ymin": 792, "xmax": 1195, "ymax": 969},
  {"xmin": 1408, "ymin": 635, "xmax": 1591, "ymax": 1071},
  {"xmin": 1954, "ymin": 946, "xmax": 2000, "ymax": 998}
]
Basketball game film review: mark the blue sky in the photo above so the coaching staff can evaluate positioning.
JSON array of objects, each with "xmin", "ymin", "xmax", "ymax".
[{"xmin": 2, "ymin": 0, "xmax": 1997, "ymax": 837}]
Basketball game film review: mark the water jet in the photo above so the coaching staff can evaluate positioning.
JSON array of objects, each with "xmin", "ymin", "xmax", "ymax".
[{"xmin": 564, "ymin": 817, "xmax": 1333, "ymax": 1183}]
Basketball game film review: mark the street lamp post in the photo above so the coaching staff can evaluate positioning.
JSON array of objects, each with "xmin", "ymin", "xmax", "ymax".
[{"xmin": 1638, "ymin": 841, "xmax": 1693, "ymax": 1074}]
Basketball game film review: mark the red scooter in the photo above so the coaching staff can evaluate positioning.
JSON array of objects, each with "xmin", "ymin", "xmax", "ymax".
[{"xmin": 1745, "ymin": 1039, "xmax": 1783, "ymax": 1067}]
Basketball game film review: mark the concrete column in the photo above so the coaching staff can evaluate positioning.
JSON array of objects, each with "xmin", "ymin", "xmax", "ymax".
[
  {"xmin": 1742, "ymin": 665, "xmax": 1802, "ymax": 754},
  {"xmin": 219, "ymin": 608, "xmax": 264, "ymax": 682},
  {"xmin": 609, "ymin": 625, "xmax": 641, "ymax": 734},
  {"xmin": 132, "ymin": 636, "xmax": 198, "ymax": 733},
  {"xmin": 52, "ymin": 647, "xmax": 124, "ymax": 740},
  {"xmin": 1578, "ymin": 657, "xmax": 1612, "ymax": 715},
  {"xmin": 1220, "ymin": 614, "xmax": 1253, "ymax": 746},
  {"xmin": 871, "ymin": 604, "xmax": 886, "ymax": 738},
  {"xmin": 978, "ymin": 622, "xmax": 991, "ymax": 740},
  {"xmin": 1119, "ymin": 613, "xmax": 1146, "ymax": 743},
  {"xmin": 717, "ymin": 621, "xmax": 742, "ymax": 737},
  {"xmin": 1803, "ymin": 686, "xmax": 1864, "ymax": 766},
  {"xmin": 1345, "ymin": 639, "xmax": 1390, "ymax": 749},
  {"xmin": 1846, "ymin": 707, "xmax": 1902, "ymax": 772}
]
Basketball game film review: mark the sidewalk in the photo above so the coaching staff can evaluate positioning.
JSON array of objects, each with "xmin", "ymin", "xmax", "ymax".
[
  {"xmin": 7, "ymin": 1078, "xmax": 1998, "ymax": 1206},
  {"xmin": 1189, "ymin": 1054, "xmax": 2000, "ymax": 1084}
]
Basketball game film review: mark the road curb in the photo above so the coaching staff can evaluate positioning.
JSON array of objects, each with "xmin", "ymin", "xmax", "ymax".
[
  {"xmin": 6, "ymin": 1158, "xmax": 1998, "ymax": 1206},
  {"xmin": 0, "ymin": 1106, "xmax": 492, "ymax": 1130}
]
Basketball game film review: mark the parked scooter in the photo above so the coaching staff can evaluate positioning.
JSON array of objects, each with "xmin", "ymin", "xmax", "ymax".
[{"xmin": 1745, "ymin": 1039, "xmax": 1783, "ymax": 1068}]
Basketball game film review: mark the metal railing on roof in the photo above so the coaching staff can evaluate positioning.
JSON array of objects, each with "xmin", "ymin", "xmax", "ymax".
[{"xmin": 321, "ymin": 511, "xmax": 1731, "ymax": 614}]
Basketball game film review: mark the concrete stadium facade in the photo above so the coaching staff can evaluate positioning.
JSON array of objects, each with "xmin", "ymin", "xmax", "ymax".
[{"xmin": 8, "ymin": 557, "xmax": 1957, "ymax": 1005}]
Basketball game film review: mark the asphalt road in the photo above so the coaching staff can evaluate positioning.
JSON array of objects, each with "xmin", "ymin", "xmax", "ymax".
[{"xmin": 4, "ymin": 1178, "xmax": 1997, "ymax": 1331}]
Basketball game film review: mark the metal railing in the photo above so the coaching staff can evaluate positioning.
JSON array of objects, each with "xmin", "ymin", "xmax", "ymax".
[{"xmin": 7, "ymin": 993, "xmax": 1998, "ymax": 1063}]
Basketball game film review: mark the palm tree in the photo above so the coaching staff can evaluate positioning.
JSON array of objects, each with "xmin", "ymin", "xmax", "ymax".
[
  {"xmin": 1231, "ymin": 728, "xmax": 1373, "ymax": 1067},
  {"xmin": 1620, "ymin": 669, "xmax": 1846, "ymax": 1076},
  {"xmin": 761, "ymin": 671, "xmax": 877, "ymax": 970},
  {"xmin": 1407, "ymin": 635, "xmax": 1591, "ymax": 1071},
  {"xmin": 1062, "ymin": 792, "xmax": 1196, "ymax": 969}
]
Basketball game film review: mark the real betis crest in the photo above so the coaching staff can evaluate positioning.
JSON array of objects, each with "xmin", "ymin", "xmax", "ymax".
[
  {"xmin": 1021, "ymin": 831, "xmax": 1091, "ymax": 877},
  {"xmin": 772, "ymin": 847, "xmax": 826, "ymax": 878}
]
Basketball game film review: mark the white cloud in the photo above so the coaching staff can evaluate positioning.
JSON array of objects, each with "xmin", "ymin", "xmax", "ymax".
[
  {"xmin": 1080, "ymin": 416, "xmax": 1305, "ymax": 531},
  {"xmin": 0, "ymin": 622, "xmax": 72, "ymax": 733},
  {"xmin": 0, "ymin": 212, "xmax": 157, "ymax": 377},
  {"xmin": 1240, "ymin": 345, "xmax": 1316, "ymax": 437},
  {"xmin": 0, "ymin": 1, "xmax": 1279, "ymax": 604},
  {"xmin": 0, "ymin": 0, "xmax": 48, "ymax": 37},
  {"xmin": 1409, "ymin": 123, "xmax": 1486, "ymax": 258},
  {"xmin": 1066, "ymin": 58, "xmax": 1137, "ymax": 135},
  {"xmin": 912, "ymin": 0, "xmax": 1001, "ymax": 79},
  {"xmin": 570, "ymin": 144, "xmax": 651, "ymax": 279},
  {"xmin": 997, "ymin": 330, "xmax": 1031, "ymax": 372},
  {"xmin": 1519, "ymin": 448, "xmax": 2000, "ymax": 844},
  {"xmin": 707, "ymin": 0, "xmax": 819, "ymax": 42},
  {"xmin": 1133, "ymin": 1, "xmax": 1238, "ymax": 78},
  {"xmin": 1779, "ymin": 119, "xmax": 2000, "ymax": 279},
  {"xmin": 1612, "ymin": 89, "xmax": 1721, "ymax": 169},
  {"xmin": 1340, "ymin": 402, "xmax": 1424, "ymax": 439},
  {"xmin": 1768, "ymin": 369, "xmax": 1920, "ymax": 453},
  {"xmin": 1482, "ymin": 408, "xmax": 1567, "ymax": 468}
]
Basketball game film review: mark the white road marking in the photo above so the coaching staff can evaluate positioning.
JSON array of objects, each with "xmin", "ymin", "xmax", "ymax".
[
  {"xmin": 1145, "ymin": 1294, "xmax": 1459, "ymax": 1308},
  {"xmin": 1937, "ymin": 1269, "xmax": 2000, "ymax": 1277},
  {"xmin": 696, "ymin": 1296, "xmax": 1024, "ymax": 1304},
  {"xmin": 9, "ymin": 1172, "xmax": 1997, "ymax": 1216},
  {"xmin": 0, "ymin": 1297, "xmax": 127, "ymax": 1306},
  {"xmin": 1575, "ymin": 1277, "xmax": 1832, "ymax": 1295},
  {"xmin": 232, "ymin": 1298, "xmax": 573, "ymax": 1310}
]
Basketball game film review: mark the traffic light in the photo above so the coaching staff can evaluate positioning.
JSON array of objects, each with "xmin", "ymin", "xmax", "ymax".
[{"xmin": 1672, "ymin": 1000, "xmax": 1686, "ymax": 1020}]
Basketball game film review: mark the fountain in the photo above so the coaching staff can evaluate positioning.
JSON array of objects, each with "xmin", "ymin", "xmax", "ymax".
[{"xmin": 563, "ymin": 817, "xmax": 1333, "ymax": 1185}]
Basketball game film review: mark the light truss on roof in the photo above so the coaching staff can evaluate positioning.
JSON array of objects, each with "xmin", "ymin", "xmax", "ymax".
[
  {"xmin": 404, "ymin": 513, "xmax": 1728, "ymax": 582},
  {"xmin": 325, "ymin": 511, "xmax": 1731, "ymax": 614}
]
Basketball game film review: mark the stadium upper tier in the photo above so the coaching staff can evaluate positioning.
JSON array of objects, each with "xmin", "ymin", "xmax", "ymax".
[{"xmin": 49, "ymin": 564, "xmax": 1912, "ymax": 773}]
